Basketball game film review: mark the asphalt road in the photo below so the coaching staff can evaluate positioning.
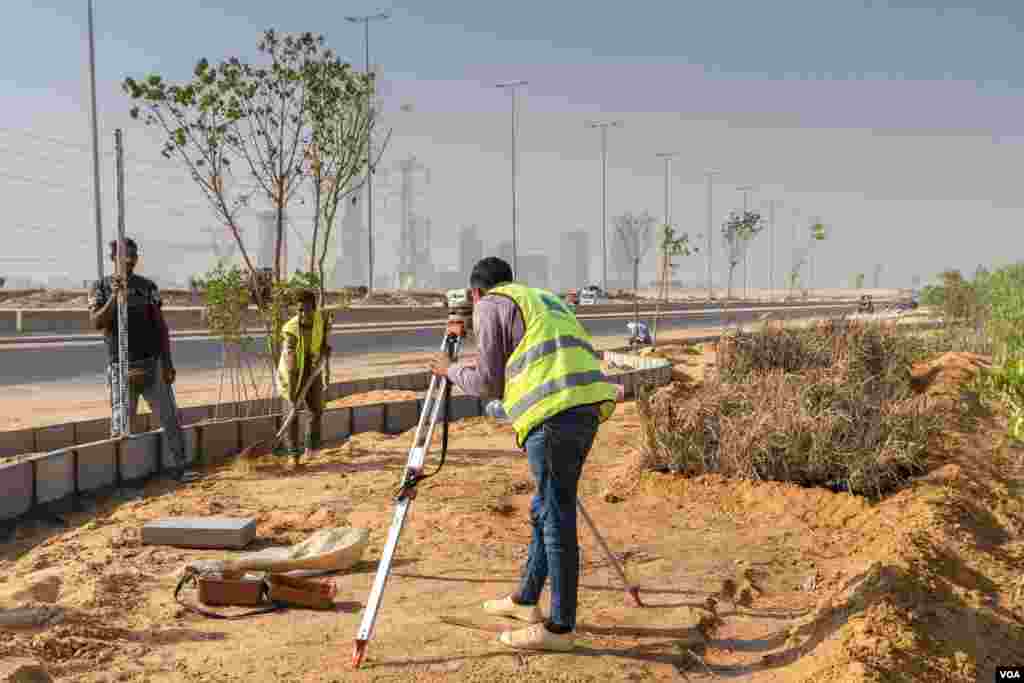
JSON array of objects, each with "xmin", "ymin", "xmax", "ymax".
[{"xmin": 0, "ymin": 304, "xmax": 855, "ymax": 386}]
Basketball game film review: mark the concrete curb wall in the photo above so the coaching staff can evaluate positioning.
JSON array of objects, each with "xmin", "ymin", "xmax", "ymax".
[{"xmin": 0, "ymin": 352, "xmax": 671, "ymax": 526}]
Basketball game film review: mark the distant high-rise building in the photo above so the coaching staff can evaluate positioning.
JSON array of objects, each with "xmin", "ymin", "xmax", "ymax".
[
  {"xmin": 458, "ymin": 225, "xmax": 483, "ymax": 280},
  {"xmin": 559, "ymin": 231, "xmax": 590, "ymax": 292},
  {"xmin": 496, "ymin": 240, "xmax": 514, "ymax": 270},
  {"xmin": 438, "ymin": 269, "xmax": 464, "ymax": 291}
]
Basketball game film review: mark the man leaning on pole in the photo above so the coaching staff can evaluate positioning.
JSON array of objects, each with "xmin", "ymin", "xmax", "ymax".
[
  {"xmin": 429, "ymin": 256, "xmax": 619, "ymax": 652},
  {"xmin": 87, "ymin": 238, "xmax": 193, "ymax": 481}
]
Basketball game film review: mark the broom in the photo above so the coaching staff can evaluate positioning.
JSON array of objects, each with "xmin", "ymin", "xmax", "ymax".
[{"xmin": 235, "ymin": 355, "xmax": 330, "ymax": 471}]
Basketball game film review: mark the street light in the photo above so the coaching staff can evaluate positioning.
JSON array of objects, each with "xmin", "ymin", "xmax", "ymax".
[
  {"xmin": 346, "ymin": 10, "xmax": 391, "ymax": 292},
  {"xmin": 586, "ymin": 119, "xmax": 624, "ymax": 293},
  {"xmin": 655, "ymin": 152, "xmax": 679, "ymax": 295},
  {"xmin": 736, "ymin": 184, "xmax": 754, "ymax": 298},
  {"xmin": 704, "ymin": 169, "xmax": 719, "ymax": 299},
  {"xmin": 86, "ymin": 0, "xmax": 103, "ymax": 281},
  {"xmin": 495, "ymin": 80, "xmax": 528, "ymax": 280}
]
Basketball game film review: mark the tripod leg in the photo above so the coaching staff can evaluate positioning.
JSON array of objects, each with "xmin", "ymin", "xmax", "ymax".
[{"xmin": 576, "ymin": 500, "xmax": 643, "ymax": 607}]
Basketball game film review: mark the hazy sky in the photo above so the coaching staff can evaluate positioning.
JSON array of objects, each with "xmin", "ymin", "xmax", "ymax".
[{"xmin": 2, "ymin": 0, "xmax": 1023, "ymax": 288}]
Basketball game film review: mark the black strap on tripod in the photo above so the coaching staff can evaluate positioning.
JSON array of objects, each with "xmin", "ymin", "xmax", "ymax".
[{"xmin": 392, "ymin": 334, "xmax": 457, "ymax": 499}]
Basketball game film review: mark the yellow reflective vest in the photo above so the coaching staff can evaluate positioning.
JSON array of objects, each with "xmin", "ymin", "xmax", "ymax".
[
  {"xmin": 489, "ymin": 283, "xmax": 617, "ymax": 447},
  {"xmin": 276, "ymin": 310, "xmax": 328, "ymax": 398}
]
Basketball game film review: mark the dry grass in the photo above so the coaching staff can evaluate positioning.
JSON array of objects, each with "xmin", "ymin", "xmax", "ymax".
[{"xmin": 639, "ymin": 321, "xmax": 969, "ymax": 499}]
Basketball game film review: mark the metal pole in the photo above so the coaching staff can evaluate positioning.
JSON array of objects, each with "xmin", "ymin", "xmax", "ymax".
[
  {"xmin": 496, "ymin": 80, "xmax": 527, "ymax": 280},
  {"xmin": 769, "ymin": 199, "xmax": 776, "ymax": 301},
  {"xmin": 601, "ymin": 126, "xmax": 608, "ymax": 293},
  {"xmin": 511, "ymin": 86, "xmax": 519, "ymax": 279},
  {"xmin": 347, "ymin": 12, "xmax": 390, "ymax": 292},
  {"xmin": 705, "ymin": 171, "xmax": 716, "ymax": 299},
  {"xmin": 365, "ymin": 21, "xmax": 373, "ymax": 292},
  {"xmin": 737, "ymin": 185, "xmax": 753, "ymax": 299},
  {"xmin": 87, "ymin": 0, "xmax": 104, "ymax": 282}
]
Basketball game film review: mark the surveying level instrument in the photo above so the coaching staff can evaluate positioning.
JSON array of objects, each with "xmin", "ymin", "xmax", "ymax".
[{"xmin": 351, "ymin": 295, "xmax": 474, "ymax": 668}]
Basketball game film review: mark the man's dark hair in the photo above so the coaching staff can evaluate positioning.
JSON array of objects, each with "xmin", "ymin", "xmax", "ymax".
[
  {"xmin": 469, "ymin": 257, "xmax": 514, "ymax": 290},
  {"xmin": 108, "ymin": 237, "xmax": 138, "ymax": 258}
]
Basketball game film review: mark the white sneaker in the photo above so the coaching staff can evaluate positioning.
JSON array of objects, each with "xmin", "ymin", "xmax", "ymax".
[
  {"xmin": 482, "ymin": 595, "xmax": 545, "ymax": 623},
  {"xmin": 498, "ymin": 622, "xmax": 575, "ymax": 652}
]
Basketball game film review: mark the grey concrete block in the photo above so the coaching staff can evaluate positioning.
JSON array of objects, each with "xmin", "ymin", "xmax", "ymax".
[
  {"xmin": 322, "ymin": 407, "xmax": 352, "ymax": 443},
  {"xmin": 350, "ymin": 378, "xmax": 374, "ymax": 396},
  {"xmin": 324, "ymin": 382, "xmax": 345, "ymax": 402},
  {"xmin": 77, "ymin": 440, "xmax": 118, "ymax": 493},
  {"xmin": 34, "ymin": 422, "xmax": 75, "ymax": 452},
  {"xmin": 199, "ymin": 420, "xmax": 239, "ymax": 463},
  {"xmin": 335, "ymin": 381, "xmax": 357, "ymax": 398},
  {"xmin": 238, "ymin": 415, "xmax": 277, "ymax": 448},
  {"xmin": 351, "ymin": 403, "xmax": 385, "ymax": 434},
  {"xmin": 0, "ymin": 429, "xmax": 35, "ymax": 459},
  {"xmin": 178, "ymin": 405, "xmax": 211, "ymax": 426},
  {"xmin": 76, "ymin": 418, "xmax": 111, "ymax": 444},
  {"xmin": 385, "ymin": 400, "xmax": 419, "ymax": 434},
  {"xmin": 0, "ymin": 460, "xmax": 33, "ymax": 521},
  {"xmin": 33, "ymin": 449, "xmax": 75, "ymax": 505},
  {"xmin": 119, "ymin": 432, "xmax": 159, "ymax": 482},
  {"xmin": 161, "ymin": 425, "xmax": 198, "ymax": 469}
]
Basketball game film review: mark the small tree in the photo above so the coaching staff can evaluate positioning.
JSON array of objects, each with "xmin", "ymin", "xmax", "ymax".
[
  {"xmin": 613, "ymin": 211, "xmax": 656, "ymax": 342},
  {"xmin": 721, "ymin": 210, "xmax": 763, "ymax": 299},
  {"xmin": 651, "ymin": 223, "xmax": 697, "ymax": 344},
  {"xmin": 124, "ymin": 30, "xmax": 387, "ymax": 374}
]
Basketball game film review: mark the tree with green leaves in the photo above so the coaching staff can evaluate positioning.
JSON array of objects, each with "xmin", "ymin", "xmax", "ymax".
[
  {"xmin": 124, "ymin": 30, "xmax": 387, "ymax": 369},
  {"xmin": 721, "ymin": 210, "xmax": 763, "ymax": 299},
  {"xmin": 651, "ymin": 222, "xmax": 698, "ymax": 344}
]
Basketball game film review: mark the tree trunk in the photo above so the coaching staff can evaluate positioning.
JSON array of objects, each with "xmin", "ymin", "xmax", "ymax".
[
  {"xmin": 274, "ymin": 202, "xmax": 284, "ymax": 283},
  {"xmin": 633, "ymin": 257, "xmax": 640, "ymax": 342}
]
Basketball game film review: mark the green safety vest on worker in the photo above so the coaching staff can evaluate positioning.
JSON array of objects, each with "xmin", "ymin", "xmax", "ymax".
[
  {"xmin": 276, "ymin": 310, "xmax": 327, "ymax": 398},
  {"xmin": 489, "ymin": 283, "xmax": 618, "ymax": 447}
]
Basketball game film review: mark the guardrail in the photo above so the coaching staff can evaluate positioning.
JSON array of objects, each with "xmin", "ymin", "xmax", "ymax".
[
  {"xmin": 0, "ymin": 299, "xmax": 878, "ymax": 335},
  {"xmin": 0, "ymin": 351, "xmax": 672, "ymax": 526}
]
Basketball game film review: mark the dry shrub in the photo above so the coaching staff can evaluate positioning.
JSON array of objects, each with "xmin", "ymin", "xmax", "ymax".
[{"xmin": 638, "ymin": 322, "xmax": 956, "ymax": 499}]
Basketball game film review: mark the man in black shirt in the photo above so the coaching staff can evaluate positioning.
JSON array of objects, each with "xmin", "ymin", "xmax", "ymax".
[{"xmin": 87, "ymin": 238, "xmax": 192, "ymax": 481}]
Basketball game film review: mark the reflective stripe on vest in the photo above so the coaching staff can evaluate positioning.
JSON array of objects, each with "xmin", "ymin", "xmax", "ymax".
[{"xmin": 489, "ymin": 283, "xmax": 617, "ymax": 446}]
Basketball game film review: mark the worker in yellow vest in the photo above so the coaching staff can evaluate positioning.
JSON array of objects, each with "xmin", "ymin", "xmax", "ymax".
[
  {"xmin": 277, "ymin": 289, "xmax": 331, "ymax": 467},
  {"xmin": 430, "ymin": 257, "xmax": 618, "ymax": 652}
]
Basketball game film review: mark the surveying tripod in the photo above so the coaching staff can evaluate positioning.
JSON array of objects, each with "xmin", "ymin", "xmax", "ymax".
[{"xmin": 351, "ymin": 300, "xmax": 471, "ymax": 668}]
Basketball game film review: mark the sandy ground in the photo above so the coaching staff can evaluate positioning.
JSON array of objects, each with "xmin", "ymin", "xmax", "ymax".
[
  {"xmin": 1, "ymin": 348, "xmax": 1021, "ymax": 682},
  {"xmin": 0, "ymin": 328, "xmax": 722, "ymax": 433}
]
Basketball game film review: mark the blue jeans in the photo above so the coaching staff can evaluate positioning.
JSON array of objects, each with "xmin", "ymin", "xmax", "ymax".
[
  {"xmin": 107, "ymin": 357, "xmax": 187, "ymax": 468},
  {"xmin": 516, "ymin": 405, "xmax": 600, "ymax": 631}
]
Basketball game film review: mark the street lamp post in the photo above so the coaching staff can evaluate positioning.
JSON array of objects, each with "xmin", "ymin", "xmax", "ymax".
[
  {"xmin": 655, "ymin": 152, "xmax": 678, "ymax": 293},
  {"xmin": 346, "ymin": 11, "xmax": 390, "ymax": 292},
  {"xmin": 495, "ymin": 80, "xmax": 527, "ymax": 279},
  {"xmin": 87, "ymin": 0, "xmax": 104, "ymax": 281},
  {"xmin": 736, "ymin": 185, "xmax": 754, "ymax": 298},
  {"xmin": 586, "ymin": 120, "xmax": 623, "ymax": 294},
  {"xmin": 704, "ymin": 169, "xmax": 718, "ymax": 299}
]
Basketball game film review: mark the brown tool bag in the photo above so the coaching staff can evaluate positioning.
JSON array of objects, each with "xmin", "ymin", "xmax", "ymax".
[{"xmin": 175, "ymin": 568, "xmax": 336, "ymax": 619}]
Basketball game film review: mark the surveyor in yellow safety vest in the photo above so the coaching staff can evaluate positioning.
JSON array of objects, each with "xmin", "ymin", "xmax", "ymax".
[
  {"xmin": 429, "ymin": 256, "xmax": 619, "ymax": 653},
  {"xmin": 276, "ymin": 289, "xmax": 332, "ymax": 467}
]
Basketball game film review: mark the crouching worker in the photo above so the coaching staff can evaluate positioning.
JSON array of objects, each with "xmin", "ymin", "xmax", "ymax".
[
  {"xmin": 429, "ymin": 257, "xmax": 618, "ymax": 652},
  {"xmin": 276, "ymin": 289, "xmax": 331, "ymax": 467},
  {"xmin": 87, "ymin": 238, "xmax": 194, "ymax": 482}
]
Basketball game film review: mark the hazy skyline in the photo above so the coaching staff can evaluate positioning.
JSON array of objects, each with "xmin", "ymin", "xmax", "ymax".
[{"xmin": 2, "ymin": 1, "xmax": 1022, "ymax": 289}]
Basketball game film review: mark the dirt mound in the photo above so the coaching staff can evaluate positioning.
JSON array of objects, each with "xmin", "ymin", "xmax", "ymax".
[
  {"xmin": 326, "ymin": 389, "xmax": 418, "ymax": 409},
  {"xmin": 911, "ymin": 351, "xmax": 992, "ymax": 399}
]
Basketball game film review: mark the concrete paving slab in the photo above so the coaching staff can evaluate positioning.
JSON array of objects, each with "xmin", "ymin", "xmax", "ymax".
[
  {"xmin": 0, "ymin": 460, "xmax": 33, "ymax": 521},
  {"xmin": 0, "ymin": 428, "xmax": 35, "ymax": 459},
  {"xmin": 385, "ymin": 400, "xmax": 419, "ymax": 434},
  {"xmin": 34, "ymin": 423, "xmax": 75, "ymax": 452},
  {"xmin": 32, "ymin": 449, "xmax": 75, "ymax": 506},
  {"xmin": 322, "ymin": 407, "xmax": 352, "ymax": 443},
  {"xmin": 198, "ymin": 420, "xmax": 240, "ymax": 464},
  {"xmin": 76, "ymin": 418, "xmax": 111, "ymax": 445},
  {"xmin": 161, "ymin": 425, "xmax": 198, "ymax": 469},
  {"xmin": 142, "ymin": 516, "xmax": 257, "ymax": 549},
  {"xmin": 352, "ymin": 403, "xmax": 385, "ymax": 434},
  {"xmin": 77, "ymin": 440, "xmax": 118, "ymax": 493},
  {"xmin": 119, "ymin": 433, "xmax": 159, "ymax": 483}
]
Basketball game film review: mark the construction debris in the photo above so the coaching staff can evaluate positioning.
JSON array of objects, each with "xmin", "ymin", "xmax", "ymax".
[{"xmin": 141, "ymin": 517, "xmax": 257, "ymax": 549}]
